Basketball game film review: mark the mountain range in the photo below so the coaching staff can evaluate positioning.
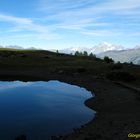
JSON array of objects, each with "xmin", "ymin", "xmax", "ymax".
[
  {"xmin": 59, "ymin": 42, "xmax": 140, "ymax": 65},
  {"xmin": 0, "ymin": 43, "xmax": 140, "ymax": 65},
  {"xmin": 98, "ymin": 47, "xmax": 140, "ymax": 65},
  {"xmin": 59, "ymin": 42, "xmax": 124, "ymax": 54}
]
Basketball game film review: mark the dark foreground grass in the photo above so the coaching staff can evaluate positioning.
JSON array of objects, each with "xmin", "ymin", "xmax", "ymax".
[{"xmin": 0, "ymin": 49, "xmax": 140, "ymax": 87}]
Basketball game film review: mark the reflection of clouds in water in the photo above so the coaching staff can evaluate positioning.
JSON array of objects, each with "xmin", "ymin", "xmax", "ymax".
[
  {"xmin": 0, "ymin": 80, "xmax": 93, "ymax": 98},
  {"xmin": 48, "ymin": 81, "xmax": 93, "ymax": 97},
  {"xmin": 31, "ymin": 81, "xmax": 93, "ymax": 98},
  {"xmin": 0, "ymin": 81, "xmax": 32, "ymax": 90}
]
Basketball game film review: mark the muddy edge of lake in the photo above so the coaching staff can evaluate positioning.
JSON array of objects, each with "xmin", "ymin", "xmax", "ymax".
[{"xmin": 0, "ymin": 73, "xmax": 140, "ymax": 140}]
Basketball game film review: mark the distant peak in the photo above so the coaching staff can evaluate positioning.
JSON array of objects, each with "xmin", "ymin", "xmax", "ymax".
[{"xmin": 59, "ymin": 42, "xmax": 125, "ymax": 54}]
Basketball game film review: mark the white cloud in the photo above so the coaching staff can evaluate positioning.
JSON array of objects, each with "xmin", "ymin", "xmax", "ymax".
[
  {"xmin": 81, "ymin": 30, "xmax": 122, "ymax": 37},
  {"xmin": 39, "ymin": 0, "xmax": 140, "ymax": 18},
  {"xmin": 38, "ymin": 0, "xmax": 97, "ymax": 13},
  {"xmin": 37, "ymin": 0, "xmax": 140, "ymax": 38},
  {"xmin": 0, "ymin": 14, "xmax": 32, "ymax": 24},
  {"xmin": 55, "ymin": 21, "xmax": 110, "ymax": 30},
  {"xmin": 0, "ymin": 13, "xmax": 61, "ymax": 41},
  {"xmin": 0, "ymin": 14, "xmax": 50, "ymax": 34}
]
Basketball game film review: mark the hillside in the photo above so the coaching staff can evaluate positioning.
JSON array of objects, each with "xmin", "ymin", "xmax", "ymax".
[
  {"xmin": 98, "ymin": 48, "xmax": 140, "ymax": 65},
  {"xmin": 0, "ymin": 48, "xmax": 140, "ymax": 86},
  {"xmin": 59, "ymin": 43, "xmax": 140, "ymax": 65}
]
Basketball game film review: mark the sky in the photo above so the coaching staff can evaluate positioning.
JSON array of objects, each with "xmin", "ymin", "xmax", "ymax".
[{"xmin": 0, "ymin": 0, "xmax": 140, "ymax": 49}]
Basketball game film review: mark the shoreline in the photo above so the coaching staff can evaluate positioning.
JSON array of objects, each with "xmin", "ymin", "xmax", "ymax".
[
  {"xmin": 0, "ymin": 73, "xmax": 140, "ymax": 140},
  {"xmin": 50, "ymin": 75, "xmax": 140, "ymax": 140}
]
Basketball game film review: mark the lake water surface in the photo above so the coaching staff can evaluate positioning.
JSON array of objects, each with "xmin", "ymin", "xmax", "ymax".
[{"xmin": 0, "ymin": 81, "xmax": 95, "ymax": 140}]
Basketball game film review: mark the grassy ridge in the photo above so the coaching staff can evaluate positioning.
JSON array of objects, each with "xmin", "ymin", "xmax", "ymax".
[{"xmin": 0, "ymin": 48, "xmax": 140, "ymax": 87}]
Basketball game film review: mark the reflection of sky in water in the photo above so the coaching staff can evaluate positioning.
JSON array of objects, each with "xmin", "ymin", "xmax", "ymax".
[
  {"xmin": 0, "ymin": 81, "xmax": 95, "ymax": 140},
  {"xmin": 0, "ymin": 81, "xmax": 32, "ymax": 90}
]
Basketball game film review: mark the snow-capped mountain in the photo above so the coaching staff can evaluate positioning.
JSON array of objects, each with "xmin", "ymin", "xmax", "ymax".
[
  {"xmin": 59, "ymin": 42, "xmax": 140, "ymax": 65},
  {"xmin": 59, "ymin": 42, "xmax": 124, "ymax": 54},
  {"xmin": 134, "ymin": 45, "xmax": 140, "ymax": 49},
  {"xmin": 59, "ymin": 46, "xmax": 91, "ymax": 54},
  {"xmin": 98, "ymin": 47, "xmax": 140, "ymax": 65},
  {"xmin": 89, "ymin": 42, "xmax": 124, "ymax": 54}
]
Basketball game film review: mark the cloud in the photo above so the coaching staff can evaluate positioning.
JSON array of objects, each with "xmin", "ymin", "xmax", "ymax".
[
  {"xmin": 0, "ymin": 13, "xmax": 60, "ymax": 41},
  {"xmin": 0, "ymin": 14, "xmax": 47, "ymax": 33},
  {"xmin": 38, "ymin": 0, "xmax": 97, "ymax": 13},
  {"xmin": 0, "ymin": 14, "xmax": 32, "ymax": 24},
  {"xmin": 55, "ymin": 20, "xmax": 110, "ymax": 30},
  {"xmin": 39, "ymin": 0, "xmax": 140, "ymax": 19},
  {"xmin": 37, "ymin": 0, "xmax": 140, "ymax": 38},
  {"xmin": 2, "ymin": 0, "xmax": 140, "ymax": 39},
  {"xmin": 127, "ymin": 32, "xmax": 140, "ymax": 37},
  {"xmin": 81, "ymin": 30, "xmax": 122, "ymax": 37}
]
